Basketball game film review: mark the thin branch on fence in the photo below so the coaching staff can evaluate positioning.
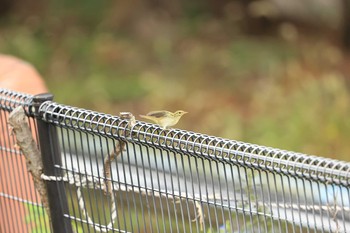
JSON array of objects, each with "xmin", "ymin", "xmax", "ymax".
[
  {"xmin": 192, "ymin": 201, "xmax": 204, "ymax": 231},
  {"xmin": 328, "ymin": 185, "xmax": 340, "ymax": 233},
  {"xmin": 8, "ymin": 106, "xmax": 51, "ymax": 223},
  {"xmin": 103, "ymin": 112, "xmax": 136, "ymax": 196},
  {"xmin": 103, "ymin": 143, "xmax": 125, "ymax": 195}
]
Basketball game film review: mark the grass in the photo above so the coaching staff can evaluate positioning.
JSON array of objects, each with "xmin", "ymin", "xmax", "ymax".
[{"xmin": 24, "ymin": 203, "xmax": 50, "ymax": 233}]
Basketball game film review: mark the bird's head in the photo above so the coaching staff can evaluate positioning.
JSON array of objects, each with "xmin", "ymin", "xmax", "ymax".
[{"xmin": 174, "ymin": 110, "xmax": 188, "ymax": 117}]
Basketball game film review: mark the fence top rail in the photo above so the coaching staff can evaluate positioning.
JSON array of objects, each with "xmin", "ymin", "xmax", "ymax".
[
  {"xmin": 0, "ymin": 88, "xmax": 349, "ymax": 186},
  {"xmin": 0, "ymin": 88, "xmax": 34, "ymax": 113},
  {"xmin": 37, "ymin": 100, "xmax": 350, "ymax": 187}
]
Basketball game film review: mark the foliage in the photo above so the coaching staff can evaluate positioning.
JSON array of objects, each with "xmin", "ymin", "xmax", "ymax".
[
  {"xmin": 24, "ymin": 203, "xmax": 50, "ymax": 233},
  {"xmin": 0, "ymin": 2, "xmax": 349, "ymax": 161},
  {"xmin": 24, "ymin": 202, "xmax": 85, "ymax": 233}
]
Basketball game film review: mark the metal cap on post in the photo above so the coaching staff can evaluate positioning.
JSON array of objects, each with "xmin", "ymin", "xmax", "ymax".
[
  {"xmin": 33, "ymin": 93, "xmax": 73, "ymax": 233},
  {"xmin": 33, "ymin": 93, "xmax": 53, "ymax": 101},
  {"xmin": 32, "ymin": 93, "xmax": 53, "ymax": 117}
]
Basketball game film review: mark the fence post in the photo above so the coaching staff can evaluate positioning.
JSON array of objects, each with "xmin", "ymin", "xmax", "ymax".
[{"xmin": 33, "ymin": 93, "xmax": 73, "ymax": 233}]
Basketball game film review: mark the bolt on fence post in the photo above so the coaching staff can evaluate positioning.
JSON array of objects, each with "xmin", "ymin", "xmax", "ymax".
[{"xmin": 33, "ymin": 93, "xmax": 73, "ymax": 233}]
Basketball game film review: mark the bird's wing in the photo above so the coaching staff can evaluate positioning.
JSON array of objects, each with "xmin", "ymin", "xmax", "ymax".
[{"xmin": 146, "ymin": 110, "xmax": 168, "ymax": 118}]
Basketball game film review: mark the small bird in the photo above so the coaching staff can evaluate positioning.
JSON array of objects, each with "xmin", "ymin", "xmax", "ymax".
[{"xmin": 139, "ymin": 110, "xmax": 188, "ymax": 129}]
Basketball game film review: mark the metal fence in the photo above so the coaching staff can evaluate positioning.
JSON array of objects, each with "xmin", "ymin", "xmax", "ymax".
[{"xmin": 0, "ymin": 88, "xmax": 349, "ymax": 233}]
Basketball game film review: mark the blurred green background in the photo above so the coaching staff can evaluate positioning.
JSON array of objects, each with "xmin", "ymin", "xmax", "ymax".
[{"xmin": 1, "ymin": 0, "xmax": 350, "ymax": 161}]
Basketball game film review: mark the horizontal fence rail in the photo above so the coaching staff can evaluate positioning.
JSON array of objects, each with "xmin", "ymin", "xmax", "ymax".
[
  {"xmin": 38, "ymin": 101, "xmax": 350, "ymax": 186},
  {"xmin": 0, "ymin": 88, "xmax": 350, "ymax": 233},
  {"xmin": 0, "ymin": 89, "xmax": 34, "ymax": 112}
]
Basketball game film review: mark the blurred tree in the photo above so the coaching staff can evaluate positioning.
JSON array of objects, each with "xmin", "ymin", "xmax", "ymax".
[
  {"xmin": 207, "ymin": 0, "xmax": 231, "ymax": 16},
  {"xmin": 342, "ymin": 0, "xmax": 350, "ymax": 50},
  {"xmin": 0, "ymin": 0, "xmax": 13, "ymax": 17},
  {"xmin": 238, "ymin": 0, "xmax": 274, "ymax": 35}
]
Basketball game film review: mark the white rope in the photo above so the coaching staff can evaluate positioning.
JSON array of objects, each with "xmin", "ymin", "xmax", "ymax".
[
  {"xmin": 41, "ymin": 173, "xmax": 120, "ymax": 232},
  {"xmin": 41, "ymin": 174, "xmax": 68, "ymax": 182}
]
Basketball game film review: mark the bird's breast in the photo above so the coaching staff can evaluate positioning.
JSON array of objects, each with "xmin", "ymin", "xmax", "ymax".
[{"xmin": 159, "ymin": 117, "xmax": 179, "ymax": 127}]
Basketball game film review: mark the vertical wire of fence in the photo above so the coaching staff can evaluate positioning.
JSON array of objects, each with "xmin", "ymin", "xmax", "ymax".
[{"xmin": 1, "ymin": 88, "xmax": 350, "ymax": 233}]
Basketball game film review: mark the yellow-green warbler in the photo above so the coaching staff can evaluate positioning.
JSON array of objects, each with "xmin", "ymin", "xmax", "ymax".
[{"xmin": 139, "ymin": 110, "xmax": 187, "ymax": 129}]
